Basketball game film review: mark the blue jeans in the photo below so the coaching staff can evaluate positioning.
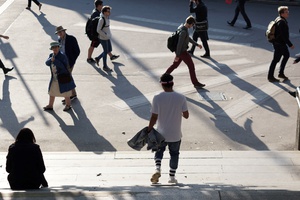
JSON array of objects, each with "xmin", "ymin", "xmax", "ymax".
[
  {"xmin": 96, "ymin": 39, "xmax": 112, "ymax": 67},
  {"xmin": 155, "ymin": 140, "xmax": 181, "ymax": 170}
]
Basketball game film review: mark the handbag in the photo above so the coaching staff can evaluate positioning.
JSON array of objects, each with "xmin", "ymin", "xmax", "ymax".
[
  {"xmin": 57, "ymin": 73, "xmax": 72, "ymax": 84},
  {"xmin": 195, "ymin": 20, "xmax": 208, "ymax": 32}
]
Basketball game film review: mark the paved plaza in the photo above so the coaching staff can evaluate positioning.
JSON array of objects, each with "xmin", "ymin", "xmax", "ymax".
[{"xmin": 0, "ymin": 0, "xmax": 300, "ymax": 199}]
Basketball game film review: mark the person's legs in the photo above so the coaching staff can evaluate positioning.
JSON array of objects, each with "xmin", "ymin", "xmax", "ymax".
[
  {"xmin": 268, "ymin": 44, "xmax": 282, "ymax": 80},
  {"xmin": 199, "ymin": 32, "xmax": 210, "ymax": 56},
  {"xmin": 100, "ymin": 39, "xmax": 109, "ymax": 67},
  {"xmin": 230, "ymin": 5, "xmax": 240, "ymax": 24},
  {"xmin": 151, "ymin": 145, "xmax": 166, "ymax": 183},
  {"xmin": 27, "ymin": 0, "xmax": 31, "ymax": 7},
  {"xmin": 69, "ymin": 67, "xmax": 77, "ymax": 97},
  {"xmin": 181, "ymin": 51, "xmax": 200, "ymax": 85},
  {"xmin": 168, "ymin": 140, "xmax": 181, "ymax": 183},
  {"xmin": 279, "ymin": 45, "xmax": 290, "ymax": 76},
  {"xmin": 165, "ymin": 57, "xmax": 182, "ymax": 74},
  {"xmin": 32, "ymin": 0, "xmax": 40, "ymax": 6},
  {"xmin": 88, "ymin": 39, "xmax": 100, "ymax": 62},
  {"xmin": 239, "ymin": 2, "xmax": 251, "ymax": 26}
]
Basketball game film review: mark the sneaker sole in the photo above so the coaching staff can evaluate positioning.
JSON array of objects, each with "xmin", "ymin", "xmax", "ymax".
[{"xmin": 150, "ymin": 172, "xmax": 161, "ymax": 184}]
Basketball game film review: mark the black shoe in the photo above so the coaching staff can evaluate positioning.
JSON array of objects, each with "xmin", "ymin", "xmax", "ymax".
[
  {"xmin": 201, "ymin": 54, "xmax": 210, "ymax": 58},
  {"xmin": 103, "ymin": 66, "xmax": 113, "ymax": 72},
  {"xmin": 25, "ymin": 7, "xmax": 30, "ymax": 10},
  {"xmin": 243, "ymin": 26, "xmax": 252, "ymax": 30},
  {"xmin": 63, "ymin": 105, "xmax": 72, "ymax": 112},
  {"xmin": 70, "ymin": 95, "xmax": 77, "ymax": 101},
  {"xmin": 194, "ymin": 83, "xmax": 206, "ymax": 89},
  {"xmin": 87, "ymin": 58, "xmax": 95, "ymax": 63},
  {"xmin": 3, "ymin": 67, "xmax": 14, "ymax": 74},
  {"xmin": 187, "ymin": 50, "xmax": 194, "ymax": 55},
  {"xmin": 268, "ymin": 77, "xmax": 280, "ymax": 82},
  {"xmin": 110, "ymin": 55, "xmax": 119, "ymax": 61},
  {"xmin": 94, "ymin": 57, "xmax": 100, "ymax": 66},
  {"xmin": 278, "ymin": 74, "xmax": 289, "ymax": 80},
  {"xmin": 288, "ymin": 91, "xmax": 296, "ymax": 98},
  {"xmin": 227, "ymin": 21, "xmax": 234, "ymax": 26},
  {"xmin": 43, "ymin": 106, "xmax": 53, "ymax": 111}
]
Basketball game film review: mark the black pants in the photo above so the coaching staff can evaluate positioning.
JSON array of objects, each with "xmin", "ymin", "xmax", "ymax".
[
  {"xmin": 268, "ymin": 43, "xmax": 290, "ymax": 79},
  {"xmin": 231, "ymin": 1, "xmax": 251, "ymax": 26},
  {"xmin": 28, "ymin": 0, "xmax": 40, "ymax": 7},
  {"xmin": 190, "ymin": 31, "xmax": 210, "ymax": 56}
]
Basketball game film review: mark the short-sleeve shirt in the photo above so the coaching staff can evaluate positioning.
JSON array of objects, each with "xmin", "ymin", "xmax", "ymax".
[{"xmin": 151, "ymin": 91, "xmax": 188, "ymax": 142}]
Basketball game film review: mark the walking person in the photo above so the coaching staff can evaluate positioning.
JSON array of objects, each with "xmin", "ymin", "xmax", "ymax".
[
  {"xmin": 0, "ymin": 35, "xmax": 14, "ymax": 74},
  {"xmin": 267, "ymin": 6, "xmax": 294, "ymax": 82},
  {"xmin": 87, "ymin": 0, "xmax": 103, "ymax": 63},
  {"xmin": 148, "ymin": 74, "xmax": 189, "ymax": 184},
  {"xmin": 165, "ymin": 15, "xmax": 205, "ymax": 89},
  {"xmin": 55, "ymin": 26, "xmax": 80, "ymax": 101},
  {"xmin": 227, "ymin": 0, "xmax": 251, "ymax": 29},
  {"xmin": 188, "ymin": 0, "xmax": 210, "ymax": 58},
  {"xmin": 95, "ymin": 5, "xmax": 119, "ymax": 72},
  {"xmin": 26, "ymin": 0, "xmax": 42, "ymax": 10},
  {"xmin": 6, "ymin": 128, "xmax": 48, "ymax": 190},
  {"xmin": 43, "ymin": 42, "xmax": 76, "ymax": 112}
]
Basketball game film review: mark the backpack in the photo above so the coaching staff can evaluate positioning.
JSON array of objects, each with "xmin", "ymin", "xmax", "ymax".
[
  {"xmin": 167, "ymin": 29, "xmax": 181, "ymax": 52},
  {"xmin": 85, "ymin": 16, "xmax": 105, "ymax": 41},
  {"xmin": 266, "ymin": 17, "xmax": 282, "ymax": 43}
]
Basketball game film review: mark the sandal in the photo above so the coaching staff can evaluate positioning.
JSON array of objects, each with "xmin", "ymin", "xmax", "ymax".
[
  {"xmin": 43, "ymin": 106, "xmax": 53, "ymax": 111},
  {"xmin": 63, "ymin": 105, "xmax": 72, "ymax": 111}
]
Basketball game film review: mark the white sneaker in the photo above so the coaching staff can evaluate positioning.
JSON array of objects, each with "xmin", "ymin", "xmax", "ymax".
[
  {"xmin": 168, "ymin": 176, "xmax": 178, "ymax": 184},
  {"xmin": 295, "ymin": 53, "xmax": 300, "ymax": 57},
  {"xmin": 150, "ymin": 169, "xmax": 161, "ymax": 184}
]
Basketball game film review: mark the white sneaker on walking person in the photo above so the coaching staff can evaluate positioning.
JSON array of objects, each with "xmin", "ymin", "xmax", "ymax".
[
  {"xmin": 168, "ymin": 176, "xmax": 178, "ymax": 184},
  {"xmin": 150, "ymin": 169, "xmax": 161, "ymax": 184}
]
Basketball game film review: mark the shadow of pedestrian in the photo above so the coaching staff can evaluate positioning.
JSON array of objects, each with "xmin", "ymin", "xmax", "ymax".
[
  {"xmin": 47, "ymin": 99, "xmax": 116, "ymax": 152},
  {"xmin": 0, "ymin": 75, "xmax": 34, "ymax": 137}
]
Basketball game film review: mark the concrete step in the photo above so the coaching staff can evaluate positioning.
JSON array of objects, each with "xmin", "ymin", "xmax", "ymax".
[{"xmin": 1, "ymin": 151, "xmax": 300, "ymax": 199}]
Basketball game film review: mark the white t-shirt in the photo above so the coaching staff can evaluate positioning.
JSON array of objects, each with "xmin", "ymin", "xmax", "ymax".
[{"xmin": 151, "ymin": 91, "xmax": 188, "ymax": 142}]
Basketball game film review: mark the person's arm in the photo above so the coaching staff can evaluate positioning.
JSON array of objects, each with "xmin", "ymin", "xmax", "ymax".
[
  {"xmin": 189, "ymin": 0, "xmax": 196, "ymax": 13},
  {"xmin": 182, "ymin": 110, "xmax": 189, "ymax": 119},
  {"xmin": 147, "ymin": 113, "xmax": 158, "ymax": 132},
  {"xmin": 0, "ymin": 34, "xmax": 9, "ymax": 39}
]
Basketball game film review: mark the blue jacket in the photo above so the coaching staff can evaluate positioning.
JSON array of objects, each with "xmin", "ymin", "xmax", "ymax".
[
  {"xmin": 45, "ymin": 51, "xmax": 76, "ymax": 93},
  {"xmin": 127, "ymin": 127, "xmax": 165, "ymax": 151}
]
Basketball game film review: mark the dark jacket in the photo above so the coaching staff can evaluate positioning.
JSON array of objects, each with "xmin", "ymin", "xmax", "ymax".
[
  {"xmin": 176, "ymin": 25, "xmax": 198, "ymax": 57},
  {"xmin": 59, "ymin": 34, "xmax": 80, "ymax": 68},
  {"xmin": 274, "ymin": 16, "xmax": 293, "ymax": 47},
  {"xmin": 190, "ymin": 1, "xmax": 207, "ymax": 22},
  {"xmin": 6, "ymin": 142, "xmax": 46, "ymax": 190},
  {"xmin": 45, "ymin": 51, "xmax": 76, "ymax": 93},
  {"xmin": 127, "ymin": 127, "xmax": 165, "ymax": 151}
]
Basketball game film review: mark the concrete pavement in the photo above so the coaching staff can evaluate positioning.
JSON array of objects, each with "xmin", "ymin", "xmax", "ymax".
[
  {"xmin": 1, "ymin": 0, "xmax": 300, "ymax": 199},
  {"xmin": 1, "ymin": 151, "xmax": 300, "ymax": 199}
]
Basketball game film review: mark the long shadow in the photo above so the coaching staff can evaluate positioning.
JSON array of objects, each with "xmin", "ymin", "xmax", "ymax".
[
  {"xmin": 29, "ymin": 11, "xmax": 57, "ymax": 41},
  {"xmin": 89, "ymin": 61, "xmax": 150, "ymax": 120},
  {"xmin": 187, "ymin": 95, "xmax": 269, "ymax": 150},
  {"xmin": 47, "ymin": 99, "xmax": 116, "ymax": 152},
  {"xmin": 198, "ymin": 56, "xmax": 289, "ymax": 116},
  {"xmin": 0, "ymin": 75, "xmax": 34, "ymax": 137}
]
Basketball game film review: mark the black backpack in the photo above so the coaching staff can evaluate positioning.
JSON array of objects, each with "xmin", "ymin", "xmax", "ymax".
[
  {"xmin": 167, "ymin": 29, "xmax": 181, "ymax": 52},
  {"xmin": 85, "ymin": 16, "xmax": 105, "ymax": 41}
]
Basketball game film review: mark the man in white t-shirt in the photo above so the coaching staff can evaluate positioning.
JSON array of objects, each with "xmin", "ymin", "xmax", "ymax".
[{"xmin": 148, "ymin": 74, "xmax": 189, "ymax": 184}]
